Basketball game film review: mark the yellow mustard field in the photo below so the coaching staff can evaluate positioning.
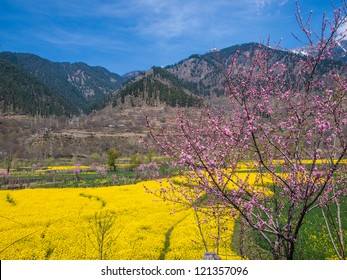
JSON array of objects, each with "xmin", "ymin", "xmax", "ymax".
[{"xmin": 0, "ymin": 180, "xmax": 241, "ymax": 260}]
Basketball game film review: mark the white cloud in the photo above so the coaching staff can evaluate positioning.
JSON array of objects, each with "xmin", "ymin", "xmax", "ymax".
[
  {"xmin": 337, "ymin": 21, "xmax": 347, "ymax": 40},
  {"xmin": 37, "ymin": 28, "xmax": 128, "ymax": 52},
  {"xmin": 136, "ymin": 1, "xmax": 202, "ymax": 38},
  {"xmin": 11, "ymin": 0, "xmax": 287, "ymax": 40},
  {"xmin": 256, "ymin": 0, "xmax": 271, "ymax": 11},
  {"xmin": 253, "ymin": 0, "xmax": 289, "ymax": 15},
  {"xmin": 131, "ymin": 0, "xmax": 272, "ymax": 39},
  {"xmin": 10, "ymin": 0, "xmax": 293, "ymax": 58}
]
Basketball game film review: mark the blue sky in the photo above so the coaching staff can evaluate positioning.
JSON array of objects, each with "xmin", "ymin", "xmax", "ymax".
[{"xmin": 0, "ymin": 0, "xmax": 344, "ymax": 75}]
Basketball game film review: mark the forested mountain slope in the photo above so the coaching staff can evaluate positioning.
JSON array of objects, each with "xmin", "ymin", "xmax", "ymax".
[{"xmin": 0, "ymin": 59, "xmax": 76, "ymax": 116}]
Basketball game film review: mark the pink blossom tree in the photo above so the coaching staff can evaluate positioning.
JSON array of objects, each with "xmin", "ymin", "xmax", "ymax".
[
  {"xmin": 73, "ymin": 166, "xmax": 81, "ymax": 182},
  {"xmin": 147, "ymin": 2, "xmax": 347, "ymax": 260},
  {"xmin": 135, "ymin": 162, "xmax": 160, "ymax": 180},
  {"xmin": 0, "ymin": 169, "xmax": 10, "ymax": 186}
]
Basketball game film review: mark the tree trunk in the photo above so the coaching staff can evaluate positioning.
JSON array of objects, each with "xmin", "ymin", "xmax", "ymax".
[{"xmin": 239, "ymin": 217, "xmax": 246, "ymax": 258}]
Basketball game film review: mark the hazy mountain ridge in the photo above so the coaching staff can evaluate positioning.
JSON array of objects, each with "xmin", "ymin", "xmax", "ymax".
[{"xmin": 121, "ymin": 70, "xmax": 145, "ymax": 81}]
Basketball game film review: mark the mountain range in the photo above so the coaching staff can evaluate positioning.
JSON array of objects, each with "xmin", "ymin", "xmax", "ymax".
[
  {"xmin": 0, "ymin": 40, "xmax": 346, "ymax": 116},
  {"xmin": 113, "ymin": 41, "xmax": 346, "ymax": 109},
  {"xmin": 292, "ymin": 39, "xmax": 347, "ymax": 62},
  {"xmin": 0, "ymin": 52, "xmax": 128, "ymax": 115}
]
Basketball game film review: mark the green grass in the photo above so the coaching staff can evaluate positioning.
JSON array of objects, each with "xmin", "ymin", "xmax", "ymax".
[
  {"xmin": 6, "ymin": 193, "xmax": 16, "ymax": 206},
  {"xmin": 294, "ymin": 198, "xmax": 347, "ymax": 260},
  {"xmin": 231, "ymin": 196, "xmax": 347, "ymax": 260},
  {"xmin": 1, "ymin": 169, "xmax": 140, "ymax": 189}
]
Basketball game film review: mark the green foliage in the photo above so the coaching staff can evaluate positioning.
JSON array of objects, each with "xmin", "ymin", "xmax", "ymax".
[
  {"xmin": 107, "ymin": 148, "xmax": 120, "ymax": 171},
  {"xmin": 6, "ymin": 193, "xmax": 16, "ymax": 206},
  {"xmin": 129, "ymin": 154, "xmax": 145, "ymax": 168},
  {"xmin": 294, "ymin": 200, "xmax": 347, "ymax": 260},
  {"xmin": 231, "ymin": 196, "xmax": 347, "ymax": 260},
  {"xmin": 0, "ymin": 59, "xmax": 76, "ymax": 116},
  {"xmin": 90, "ymin": 152, "xmax": 102, "ymax": 163},
  {"xmin": 116, "ymin": 67, "xmax": 202, "ymax": 108},
  {"xmin": 128, "ymin": 152, "xmax": 158, "ymax": 171},
  {"xmin": 79, "ymin": 193, "xmax": 106, "ymax": 207},
  {"xmin": 0, "ymin": 52, "xmax": 125, "ymax": 114}
]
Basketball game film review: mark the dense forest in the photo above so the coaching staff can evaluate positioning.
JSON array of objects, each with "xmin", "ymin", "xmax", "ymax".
[
  {"xmin": 0, "ymin": 52, "xmax": 125, "ymax": 113},
  {"xmin": 0, "ymin": 59, "xmax": 76, "ymax": 116},
  {"xmin": 114, "ymin": 67, "xmax": 203, "ymax": 108}
]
